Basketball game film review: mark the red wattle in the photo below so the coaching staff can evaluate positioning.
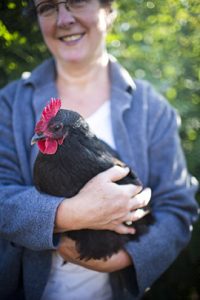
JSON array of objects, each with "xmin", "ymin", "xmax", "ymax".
[{"xmin": 38, "ymin": 138, "xmax": 58, "ymax": 155}]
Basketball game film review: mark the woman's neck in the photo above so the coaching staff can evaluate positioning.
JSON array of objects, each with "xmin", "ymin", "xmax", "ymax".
[
  {"xmin": 56, "ymin": 52, "xmax": 109, "ymax": 87},
  {"xmin": 55, "ymin": 52, "xmax": 110, "ymax": 118}
]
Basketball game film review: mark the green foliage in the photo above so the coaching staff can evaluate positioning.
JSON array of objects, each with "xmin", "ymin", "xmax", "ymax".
[
  {"xmin": 108, "ymin": 0, "xmax": 200, "ymax": 181},
  {"xmin": 0, "ymin": 0, "xmax": 199, "ymax": 299},
  {"xmin": 0, "ymin": 0, "xmax": 49, "ymax": 86}
]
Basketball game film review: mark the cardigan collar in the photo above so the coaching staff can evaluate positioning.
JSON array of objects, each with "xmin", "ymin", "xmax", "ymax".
[
  {"xmin": 24, "ymin": 55, "xmax": 135, "ymax": 89},
  {"xmin": 23, "ymin": 54, "xmax": 136, "ymax": 103}
]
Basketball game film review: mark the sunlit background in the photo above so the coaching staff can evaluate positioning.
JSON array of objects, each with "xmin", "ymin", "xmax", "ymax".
[{"xmin": 0, "ymin": 0, "xmax": 199, "ymax": 298}]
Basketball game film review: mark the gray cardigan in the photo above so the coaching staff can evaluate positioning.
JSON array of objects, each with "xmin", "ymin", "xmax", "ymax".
[{"xmin": 0, "ymin": 56, "xmax": 199, "ymax": 300}]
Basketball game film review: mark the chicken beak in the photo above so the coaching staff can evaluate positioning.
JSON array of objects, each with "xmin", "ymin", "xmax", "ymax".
[{"xmin": 31, "ymin": 133, "xmax": 46, "ymax": 145}]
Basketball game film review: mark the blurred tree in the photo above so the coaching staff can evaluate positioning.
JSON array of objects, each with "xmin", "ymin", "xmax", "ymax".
[
  {"xmin": 0, "ymin": 0, "xmax": 49, "ymax": 86},
  {"xmin": 108, "ymin": 0, "xmax": 200, "ymax": 181},
  {"xmin": 0, "ymin": 0, "xmax": 199, "ymax": 299}
]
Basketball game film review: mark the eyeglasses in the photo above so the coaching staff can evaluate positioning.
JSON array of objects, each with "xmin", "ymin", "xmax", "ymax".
[{"xmin": 35, "ymin": 0, "xmax": 91, "ymax": 17}]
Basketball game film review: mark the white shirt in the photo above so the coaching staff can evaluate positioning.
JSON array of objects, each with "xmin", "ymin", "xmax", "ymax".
[
  {"xmin": 87, "ymin": 101, "xmax": 116, "ymax": 150},
  {"xmin": 42, "ymin": 101, "xmax": 115, "ymax": 300}
]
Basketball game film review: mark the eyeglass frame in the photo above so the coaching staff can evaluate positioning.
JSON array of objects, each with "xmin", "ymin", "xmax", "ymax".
[{"xmin": 35, "ymin": 0, "xmax": 92, "ymax": 17}]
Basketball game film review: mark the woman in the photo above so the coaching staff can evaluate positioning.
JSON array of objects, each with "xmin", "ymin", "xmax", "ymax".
[{"xmin": 0, "ymin": 0, "xmax": 198, "ymax": 299}]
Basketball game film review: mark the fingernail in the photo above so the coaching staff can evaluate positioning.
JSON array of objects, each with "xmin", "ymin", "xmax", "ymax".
[
  {"xmin": 134, "ymin": 209, "xmax": 145, "ymax": 219},
  {"xmin": 125, "ymin": 220, "xmax": 133, "ymax": 226}
]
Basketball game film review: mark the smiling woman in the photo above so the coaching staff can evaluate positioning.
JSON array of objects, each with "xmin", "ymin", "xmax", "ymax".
[{"xmin": 0, "ymin": 0, "xmax": 199, "ymax": 300}]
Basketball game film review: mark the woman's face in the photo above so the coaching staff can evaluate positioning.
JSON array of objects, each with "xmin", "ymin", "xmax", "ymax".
[{"xmin": 34, "ymin": 0, "xmax": 111, "ymax": 66}]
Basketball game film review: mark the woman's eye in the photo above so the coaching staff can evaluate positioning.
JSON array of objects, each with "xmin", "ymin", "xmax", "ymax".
[{"xmin": 37, "ymin": 3, "xmax": 55, "ymax": 15}]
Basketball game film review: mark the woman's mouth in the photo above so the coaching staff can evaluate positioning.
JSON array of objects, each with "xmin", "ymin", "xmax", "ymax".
[{"xmin": 59, "ymin": 33, "xmax": 85, "ymax": 45}]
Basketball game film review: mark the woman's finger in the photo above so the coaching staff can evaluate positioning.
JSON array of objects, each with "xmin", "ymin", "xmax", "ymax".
[
  {"xmin": 129, "ymin": 187, "xmax": 152, "ymax": 211},
  {"xmin": 99, "ymin": 165, "xmax": 130, "ymax": 182},
  {"xmin": 124, "ymin": 208, "xmax": 150, "ymax": 225},
  {"xmin": 118, "ymin": 183, "xmax": 142, "ymax": 197},
  {"xmin": 114, "ymin": 224, "xmax": 136, "ymax": 235}
]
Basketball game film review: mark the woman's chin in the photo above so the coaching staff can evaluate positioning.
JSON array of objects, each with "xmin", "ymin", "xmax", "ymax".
[{"xmin": 58, "ymin": 53, "xmax": 92, "ymax": 66}]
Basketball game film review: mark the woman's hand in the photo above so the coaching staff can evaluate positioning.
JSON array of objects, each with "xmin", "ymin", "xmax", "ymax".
[
  {"xmin": 55, "ymin": 166, "xmax": 151, "ymax": 235},
  {"xmin": 58, "ymin": 236, "xmax": 133, "ymax": 273}
]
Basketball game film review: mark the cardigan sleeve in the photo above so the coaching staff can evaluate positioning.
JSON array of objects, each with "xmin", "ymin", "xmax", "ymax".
[
  {"xmin": 0, "ymin": 83, "xmax": 63, "ymax": 251},
  {"xmin": 124, "ymin": 82, "xmax": 199, "ymax": 298}
]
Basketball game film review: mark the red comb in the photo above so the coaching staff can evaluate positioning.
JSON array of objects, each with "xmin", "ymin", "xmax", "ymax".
[{"xmin": 35, "ymin": 98, "xmax": 61, "ymax": 133}]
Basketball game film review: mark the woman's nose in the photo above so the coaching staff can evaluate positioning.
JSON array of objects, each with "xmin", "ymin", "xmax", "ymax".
[{"xmin": 56, "ymin": 5, "xmax": 76, "ymax": 27}]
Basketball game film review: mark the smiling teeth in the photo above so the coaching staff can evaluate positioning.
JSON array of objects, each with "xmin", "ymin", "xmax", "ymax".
[{"xmin": 62, "ymin": 34, "xmax": 82, "ymax": 42}]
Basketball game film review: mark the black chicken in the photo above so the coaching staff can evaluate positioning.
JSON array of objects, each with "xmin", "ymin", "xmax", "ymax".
[{"xmin": 31, "ymin": 98, "xmax": 153, "ymax": 260}]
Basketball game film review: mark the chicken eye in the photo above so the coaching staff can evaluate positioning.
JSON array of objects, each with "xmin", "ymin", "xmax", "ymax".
[{"xmin": 53, "ymin": 124, "xmax": 62, "ymax": 132}]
